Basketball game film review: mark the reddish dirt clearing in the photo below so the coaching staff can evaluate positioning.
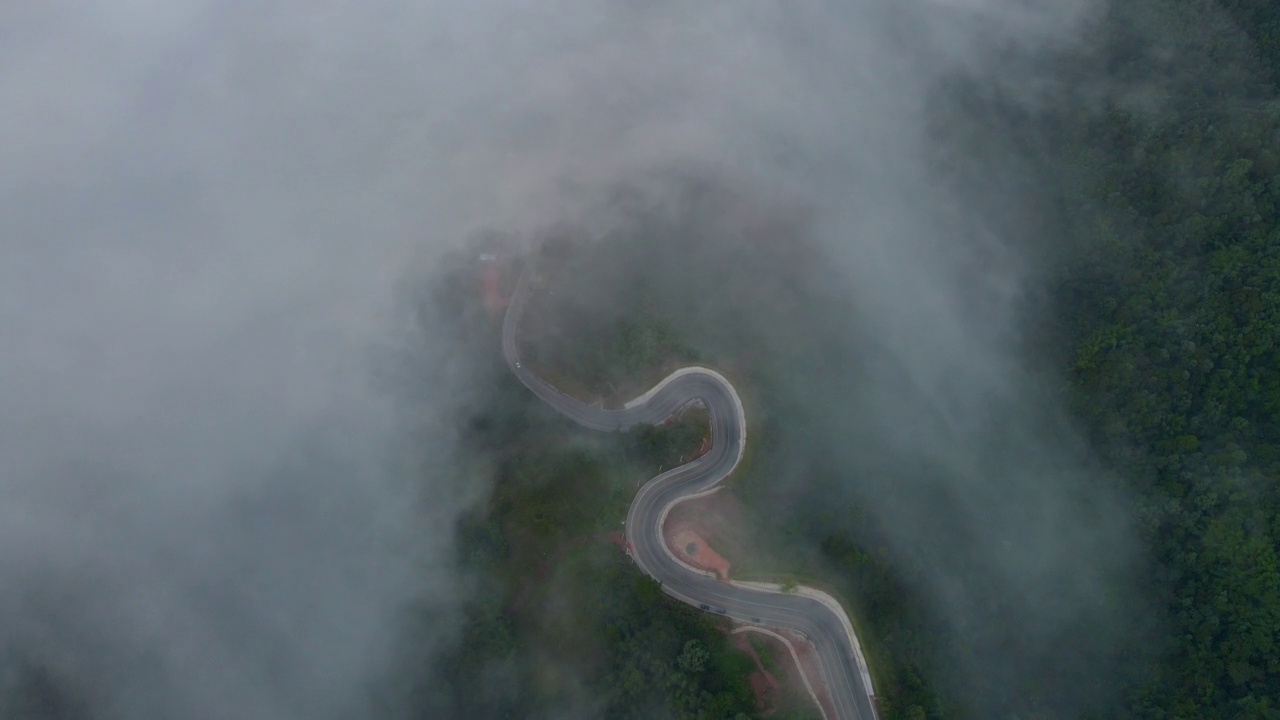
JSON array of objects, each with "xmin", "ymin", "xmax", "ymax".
[
  {"xmin": 663, "ymin": 487, "xmax": 758, "ymax": 578},
  {"xmin": 666, "ymin": 524, "xmax": 732, "ymax": 579}
]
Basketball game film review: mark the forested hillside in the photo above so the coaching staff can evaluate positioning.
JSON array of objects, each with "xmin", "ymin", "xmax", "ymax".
[
  {"xmin": 387, "ymin": 256, "xmax": 802, "ymax": 720},
  {"xmin": 1042, "ymin": 2, "xmax": 1280, "ymax": 716},
  {"xmin": 1219, "ymin": 0, "xmax": 1280, "ymax": 85},
  {"xmin": 929, "ymin": 3, "xmax": 1280, "ymax": 715},
  {"xmin": 413, "ymin": 1, "xmax": 1280, "ymax": 717}
]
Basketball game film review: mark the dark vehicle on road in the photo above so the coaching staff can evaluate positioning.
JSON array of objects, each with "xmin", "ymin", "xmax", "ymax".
[{"xmin": 699, "ymin": 603, "xmax": 710, "ymax": 610}]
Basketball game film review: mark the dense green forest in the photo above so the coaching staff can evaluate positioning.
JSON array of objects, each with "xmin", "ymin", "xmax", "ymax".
[
  {"xmin": 402, "ymin": 329, "xmax": 819, "ymax": 719},
  {"xmin": 1027, "ymin": 1, "xmax": 1280, "ymax": 715},
  {"xmin": 1219, "ymin": 0, "xmax": 1280, "ymax": 86},
  {"xmin": 825, "ymin": 1, "xmax": 1280, "ymax": 713},
  {"xmin": 417, "ymin": 1, "xmax": 1280, "ymax": 717},
  {"xmin": 885, "ymin": 0, "xmax": 1280, "ymax": 709},
  {"xmin": 1050, "ymin": 31, "xmax": 1280, "ymax": 720}
]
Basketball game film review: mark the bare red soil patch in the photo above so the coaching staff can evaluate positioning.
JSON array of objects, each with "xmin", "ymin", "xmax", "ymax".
[
  {"xmin": 665, "ymin": 524, "xmax": 732, "ymax": 579},
  {"xmin": 664, "ymin": 487, "xmax": 757, "ymax": 572}
]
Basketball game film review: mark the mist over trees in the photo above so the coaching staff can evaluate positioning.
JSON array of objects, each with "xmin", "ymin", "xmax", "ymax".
[
  {"xmin": 3, "ymin": 1, "xmax": 1279, "ymax": 719},
  {"xmin": 431, "ymin": 1, "xmax": 1280, "ymax": 717}
]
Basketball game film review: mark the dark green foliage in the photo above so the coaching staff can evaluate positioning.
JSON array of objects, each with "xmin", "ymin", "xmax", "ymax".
[
  {"xmin": 623, "ymin": 410, "xmax": 709, "ymax": 472},
  {"xmin": 1218, "ymin": 0, "xmax": 1280, "ymax": 87},
  {"xmin": 562, "ymin": 309, "xmax": 696, "ymax": 392},
  {"xmin": 771, "ymin": 711, "xmax": 824, "ymax": 720},
  {"xmin": 428, "ymin": 379, "xmax": 762, "ymax": 719},
  {"xmin": 1034, "ymin": 6, "xmax": 1280, "ymax": 716},
  {"xmin": 593, "ymin": 563, "xmax": 758, "ymax": 719},
  {"xmin": 417, "ymin": 3, "xmax": 1280, "ymax": 714},
  {"xmin": 748, "ymin": 636, "xmax": 780, "ymax": 676},
  {"xmin": 795, "ymin": 519, "xmax": 954, "ymax": 720},
  {"xmin": 522, "ymin": 275, "xmax": 701, "ymax": 398},
  {"xmin": 438, "ymin": 541, "xmax": 761, "ymax": 719}
]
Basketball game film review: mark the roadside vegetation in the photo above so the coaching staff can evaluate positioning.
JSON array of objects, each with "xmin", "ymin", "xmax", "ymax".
[
  {"xmin": 409, "ymin": 265, "xmax": 781, "ymax": 718},
  {"xmin": 519, "ymin": 236, "xmax": 702, "ymax": 403},
  {"xmin": 624, "ymin": 408, "xmax": 711, "ymax": 472},
  {"xmin": 1034, "ymin": 8, "xmax": 1280, "ymax": 714},
  {"xmin": 430, "ymin": 394, "xmax": 768, "ymax": 718},
  {"xmin": 742, "ymin": 6, "xmax": 1280, "ymax": 711},
  {"xmin": 413, "ymin": 2, "xmax": 1280, "ymax": 717}
]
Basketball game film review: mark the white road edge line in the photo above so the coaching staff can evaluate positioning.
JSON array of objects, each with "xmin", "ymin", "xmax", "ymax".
[
  {"xmin": 731, "ymin": 626, "xmax": 830, "ymax": 720},
  {"xmin": 504, "ymin": 247, "xmax": 877, "ymax": 719},
  {"xmin": 639, "ymin": 366, "xmax": 873, "ymax": 698},
  {"xmin": 732, "ymin": 580, "xmax": 875, "ymax": 697}
]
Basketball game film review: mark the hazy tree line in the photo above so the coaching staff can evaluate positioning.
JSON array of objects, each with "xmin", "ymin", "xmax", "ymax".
[
  {"xmin": 938, "ymin": 0, "xmax": 1280, "ymax": 715},
  {"xmin": 404, "ymin": 1, "xmax": 1280, "ymax": 717},
  {"xmin": 1046, "ymin": 9, "xmax": 1280, "ymax": 716},
  {"xmin": 1219, "ymin": 0, "xmax": 1280, "ymax": 87},
  {"xmin": 837, "ymin": 0, "xmax": 1280, "ymax": 713},
  {"xmin": 390, "ymin": 318, "xmax": 813, "ymax": 720},
  {"xmin": 760, "ymin": 5, "xmax": 1280, "ymax": 704},
  {"xmin": 790, "ymin": 1, "xmax": 1280, "ymax": 714}
]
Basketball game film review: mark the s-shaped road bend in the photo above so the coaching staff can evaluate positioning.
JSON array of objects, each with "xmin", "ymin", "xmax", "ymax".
[{"xmin": 501, "ymin": 249, "xmax": 878, "ymax": 720}]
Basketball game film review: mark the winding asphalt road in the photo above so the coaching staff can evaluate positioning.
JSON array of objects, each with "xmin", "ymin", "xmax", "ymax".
[{"xmin": 501, "ymin": 249, "xmax": 878, "ymax": 720}]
